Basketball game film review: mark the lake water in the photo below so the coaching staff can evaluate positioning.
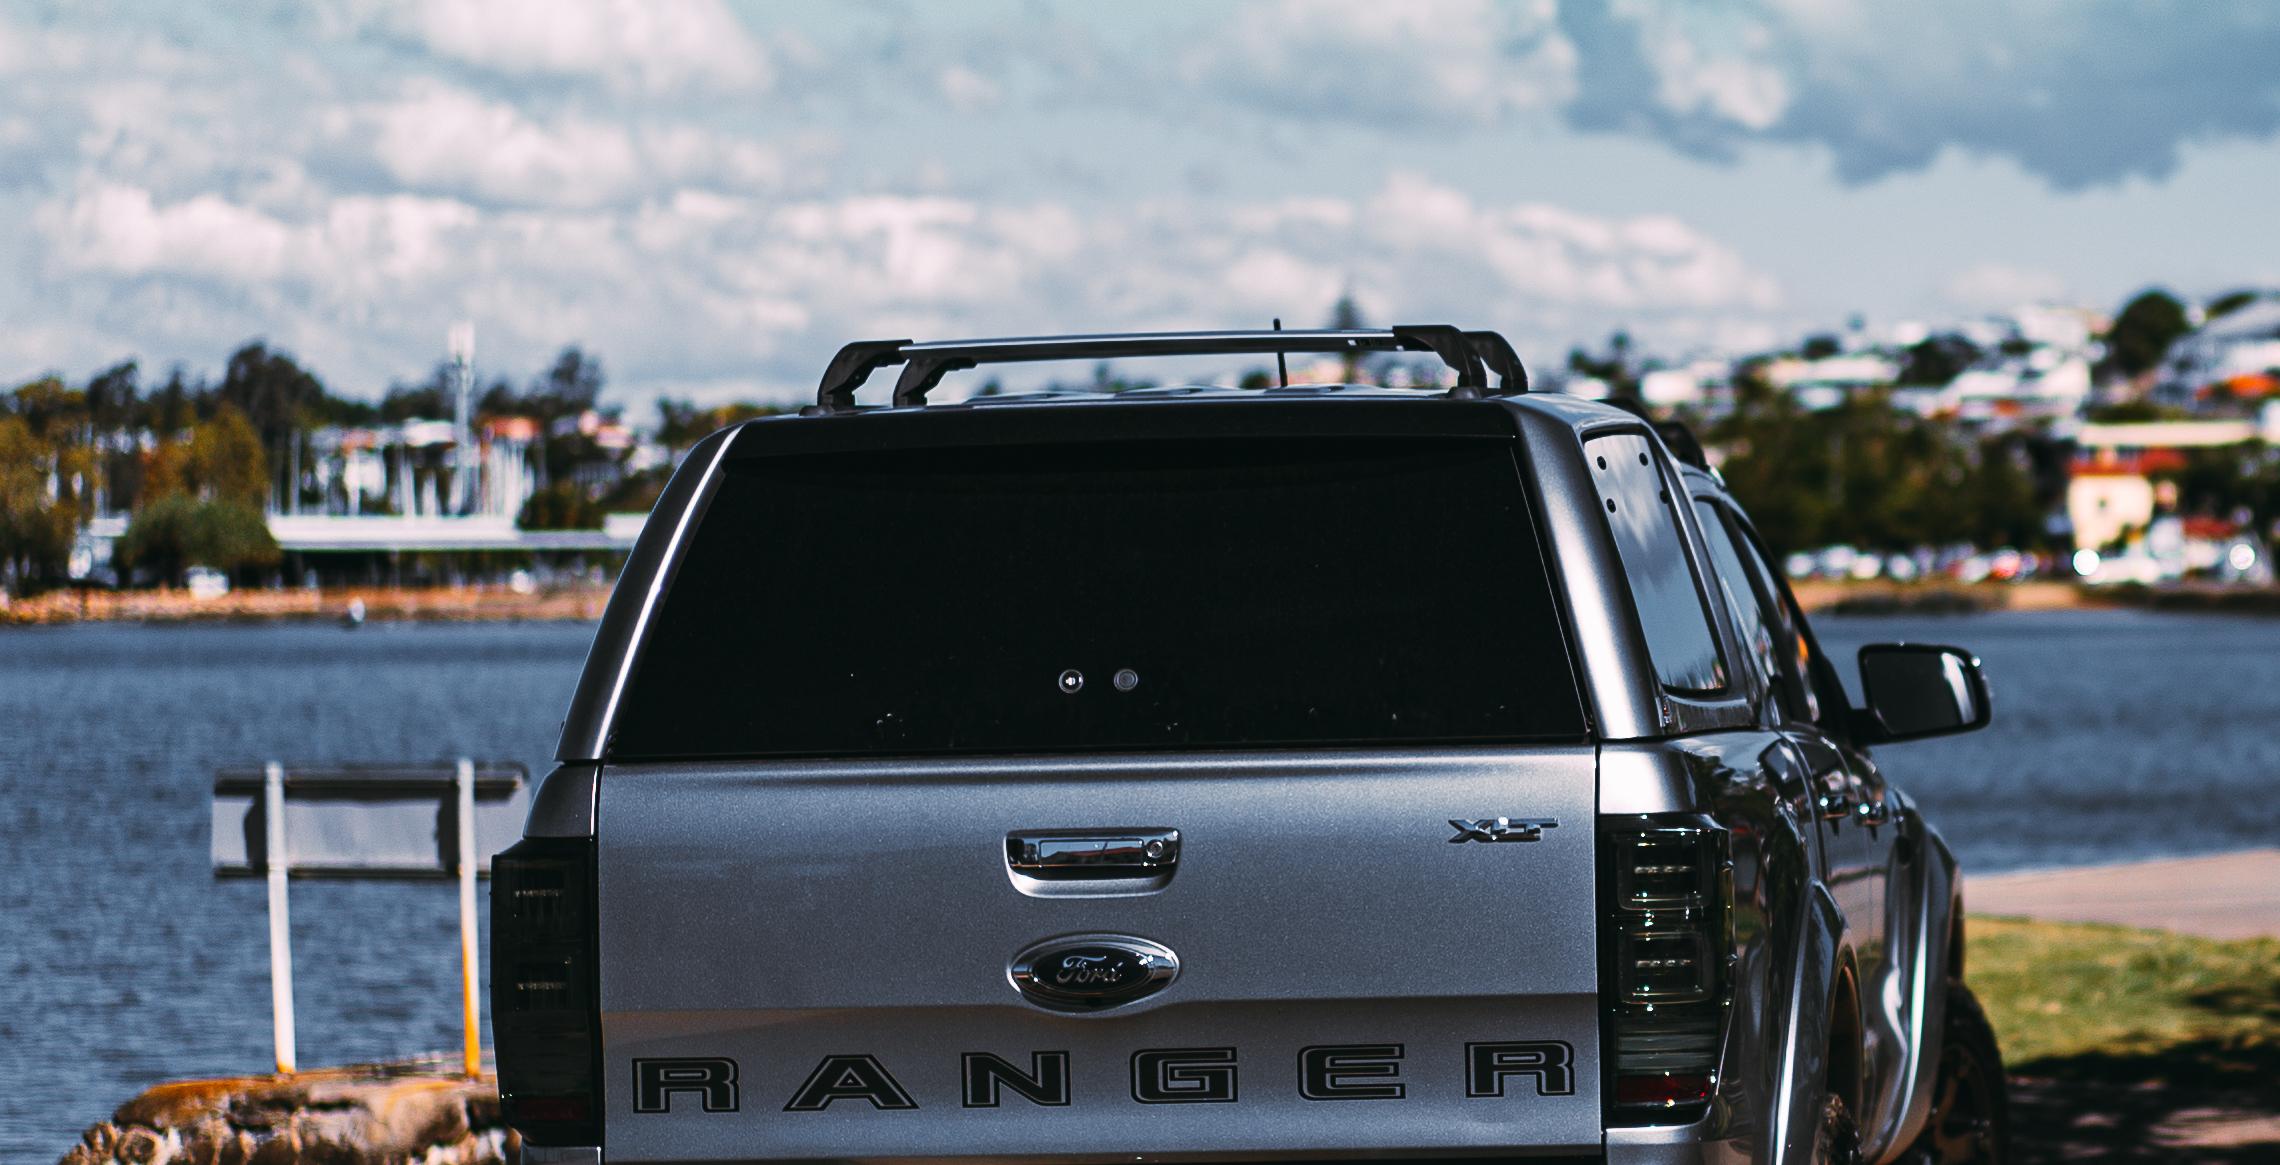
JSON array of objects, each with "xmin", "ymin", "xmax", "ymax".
[{"xmin": 3, "ymin": 610, "xmax": 2277, "ymax": 1158}]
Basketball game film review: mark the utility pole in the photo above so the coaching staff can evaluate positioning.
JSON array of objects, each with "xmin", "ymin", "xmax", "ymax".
[{"xmin": 448, "ymin": 322, "xmax": 475, "ymax": 515}]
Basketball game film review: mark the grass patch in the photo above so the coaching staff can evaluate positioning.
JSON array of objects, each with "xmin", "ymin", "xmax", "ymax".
[{"xmin": 1967, "ymin": 914, "xmax": 2280, "ymax": 1071}]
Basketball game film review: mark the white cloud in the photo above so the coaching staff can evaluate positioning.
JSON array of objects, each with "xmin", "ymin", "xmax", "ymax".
[
  {"xmin": 341, "ymin": 80, "xmax": 789, "ymax": 209},
  {"xmin": 1943, "ymin": 263, "xmax": 2069, "ymax": 311},
  {"xmin": 23, "ymin": 172, "xmax": 1779, "ymax": 400},
  {"xmin": 381, "ymin": 0, "xmax": 771, "ymax": 94},
  {"xmin": 937, "ymin": 65, "xmax": 1001, "ymax": 113},
  {"xmin": 1567, "ymin": 0, "xmax": 2280, "ymax": 187},
  {"xmin": 1184, "ymin": 0, "xmax": 1577, "ymax": 127},
  {"xmin": 40, "ymin": 181, "xmax": 476, "ymax": 289}
]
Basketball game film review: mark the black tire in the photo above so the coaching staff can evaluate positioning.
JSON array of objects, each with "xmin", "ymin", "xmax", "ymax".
[
  {"xmin": 1904, "ymin": 983, "xmax": 2010, "ymax": 1164},
  {"xmin": 1811, "ymin": 1091, "xmax": 1863, "ymax": 1165}
]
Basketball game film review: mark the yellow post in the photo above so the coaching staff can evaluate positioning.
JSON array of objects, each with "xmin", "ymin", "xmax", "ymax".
[{"xmin": 456, "ymin": 758, "xmax": 482, "ymax": 1078}]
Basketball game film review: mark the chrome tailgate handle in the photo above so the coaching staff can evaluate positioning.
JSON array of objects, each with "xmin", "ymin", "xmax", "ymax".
[{"xmin": 1007, "ymin": 829, "xmax": 1180, "ymax": 877}]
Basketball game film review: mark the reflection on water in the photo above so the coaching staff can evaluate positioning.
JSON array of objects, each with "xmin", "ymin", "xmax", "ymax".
[
  {"xmin": 0, "ymin": 622, "xmax": 592, "ymax": 1162},
  {"xmin": 1815, "ymin": 610, "xmax": 2280, "ymax": 873},
  {"xmin": 2, "ymin": 611, "xmax": 2277, "ymax": 1156}
]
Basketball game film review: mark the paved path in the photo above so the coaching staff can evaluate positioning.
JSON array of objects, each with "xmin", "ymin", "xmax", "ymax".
[{"xmin": 1966, "ymin": 848, "xmax": 2280, "ymax": 940}]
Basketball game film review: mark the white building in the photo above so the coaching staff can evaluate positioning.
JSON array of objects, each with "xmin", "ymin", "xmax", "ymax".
[{"xmin": 2158, "ymin": 299, "xmax": 2280, "ymax": 402}]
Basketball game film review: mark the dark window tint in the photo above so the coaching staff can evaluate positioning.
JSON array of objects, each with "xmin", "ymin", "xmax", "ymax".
[
  {"xmin": 611, "ymin": 437, "xmax": 1586, "ymax": 759},
  {"xmin": 1694, "ymin": 499, "xmax": 1776, "ymax": 687},
  {"xmin": 1718, "ymin": 507, "xmax": 1822, "ymax": 724},
  {"xmin": 1585, "ymin": 433, "xmax": 1724, "ymax": 693}
]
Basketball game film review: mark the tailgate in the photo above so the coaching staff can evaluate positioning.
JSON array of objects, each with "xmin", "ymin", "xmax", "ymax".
[{"xmin": 597, "ymin": 749, "xmax": 1601, "ymax": 1162}]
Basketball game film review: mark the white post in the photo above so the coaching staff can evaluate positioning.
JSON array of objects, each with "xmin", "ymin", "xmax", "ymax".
[
  {"xmin": 263, "ymin": 761, "xmax": 297, "ymax": 1075},
  {"xmin": 457, "ymin": 757, "xmax": 482, "ymax": 1078}
]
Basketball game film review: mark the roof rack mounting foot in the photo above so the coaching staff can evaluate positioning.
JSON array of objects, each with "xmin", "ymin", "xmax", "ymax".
[
  {"xmin": 808, "ymin": 339, "xmax": 912, "ymax": 414},
  {"xmin": 1388, "ymin": 324, "xmax": 1487, "ymax": 397}
]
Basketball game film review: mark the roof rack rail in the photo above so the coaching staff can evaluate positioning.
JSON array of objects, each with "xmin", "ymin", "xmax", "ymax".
[{"xmin": 804, "ymin": 326, "xmax": 1529, "ymax": 413}]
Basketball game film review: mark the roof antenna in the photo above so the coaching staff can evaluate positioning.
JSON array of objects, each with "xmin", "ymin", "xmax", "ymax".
[{"xmin": 1272, "ymin": 318, "xmax": 1289, "ymax": 388}]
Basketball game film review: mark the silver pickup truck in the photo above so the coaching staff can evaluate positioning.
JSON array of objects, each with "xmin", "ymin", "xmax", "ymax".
[{"xmin": 493, "ymin": 327, "xmax": 2007, "ymax": 1165}]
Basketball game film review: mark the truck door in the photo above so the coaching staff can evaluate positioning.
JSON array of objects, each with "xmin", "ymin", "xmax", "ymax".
[{"xmin": 1712, "ymin": 507, "xmax": 1901, "ymax": 1121}]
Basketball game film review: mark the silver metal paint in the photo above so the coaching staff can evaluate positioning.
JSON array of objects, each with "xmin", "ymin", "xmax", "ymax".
[
  {"xmin": 1596, "ymin": 743, "xmax": 1702, "ymax": 816},
  {"xmin": 1501, "ymin": 396, "xmax": 1657, "ymax": 739},
  {"xmin": 1866, "ymin": 818, "xmax": 1961, "ymax": 1158},
  {"xmin": 596, "ymin": 748, "xmax": 1603, "ymax": 1162},
  {"xmin": 518, "ymin": 1147, "xmax": 599, "ymax": 1165},
  {"xmin": 526, "ymin": 390, "xmax": 1981, "ymax": 1162},
  {"xmin": 523, "ymin": 762, "xmax": 599, "ymax": 839}
]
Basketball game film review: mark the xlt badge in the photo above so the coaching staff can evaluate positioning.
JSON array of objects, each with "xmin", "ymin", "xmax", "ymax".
[
  {"xmin": 1448, "ymin": 817, "xmax": 1558, "ymax": 843},
  {"xmin": 1010, "ymin": 934, "xmax": 1178, "ymax": 1011}
]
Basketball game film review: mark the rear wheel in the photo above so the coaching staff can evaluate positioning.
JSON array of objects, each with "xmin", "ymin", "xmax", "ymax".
[
  {"xmin": 1810, "ymin": 1091, "xmax": 1862, "ymax": 1165},
  {"xmin": 1905, "ymin": 984, "xmax": 2009, "ymax": 1164}
]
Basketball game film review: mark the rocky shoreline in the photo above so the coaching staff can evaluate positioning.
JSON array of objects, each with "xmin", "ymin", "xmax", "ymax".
[
  {"xmin": 59, "ymin": 1064, "xmax": 509, "ymax": 1165},
  {"xmin": 0, "ymin": 585, "xmax": 609, "ymax": 627}
]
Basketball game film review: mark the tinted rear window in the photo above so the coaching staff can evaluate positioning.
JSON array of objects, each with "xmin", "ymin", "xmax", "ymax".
[{"xmin": 610, "ymin": 436, "xmax": 1585, "ymax": 759}]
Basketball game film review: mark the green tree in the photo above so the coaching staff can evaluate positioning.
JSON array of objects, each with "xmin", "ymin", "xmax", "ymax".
[
  {"xmin": 1897, "ymin": 334, "xmax": 1981, "ymax": 387},
  {"xmin": 2103, "ymin": 289, "xmax": 2191, "ymax": 379},
  {"xmin": 217, "ymin": 342, "xmax": 327, "ymax": 505},
  {"xmin": 2206, "ymin": 289, "xmax": 2263, "ymax": 320},
  {"xmin": 517, "ymin": 481, "xmax": 603, "ymax": 530},
  {"xmin": 1710, "ymin": 381, "xmax": 2055, "ymax": 556},
  {"xmin": 0, "ymin": 414, "xmax": 78, "ymax": 588},
  {"xmin": 186, "ymin": 406, "xmax": 269, "ymax": 506},
  {"xmin": 116, "ymin": 495, "xmax": 280, "ymax": 585}
]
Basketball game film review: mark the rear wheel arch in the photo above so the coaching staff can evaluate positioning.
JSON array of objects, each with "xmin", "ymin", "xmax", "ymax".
[{"xmin": 1826, "ymin": 961, "xmax": 1865, "ymax": 1116}]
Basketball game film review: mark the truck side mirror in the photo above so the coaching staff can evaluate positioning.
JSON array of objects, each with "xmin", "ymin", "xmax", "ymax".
[{"xmin": 1854, "ymin": 643, "xmax": 1990, "ymax": 743}]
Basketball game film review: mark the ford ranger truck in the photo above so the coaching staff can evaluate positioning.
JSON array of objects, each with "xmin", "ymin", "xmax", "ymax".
[{"xmin": 494, "ymin": 327, "xmax": 2008, "ymax": 1165}]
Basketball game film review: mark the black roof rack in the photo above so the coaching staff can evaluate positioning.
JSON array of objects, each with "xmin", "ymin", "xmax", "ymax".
[{"xmin": 805, "ymin": 326, "xmax": 1529, "ymax": 413}]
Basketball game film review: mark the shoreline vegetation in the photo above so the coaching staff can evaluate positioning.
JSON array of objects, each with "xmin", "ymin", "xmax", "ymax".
[{"xmin": 13, "ymin": 577, "xmax": 2280, "ymax": 626}]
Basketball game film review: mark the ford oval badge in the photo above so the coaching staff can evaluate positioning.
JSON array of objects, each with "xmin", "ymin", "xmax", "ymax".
[{"xmin": 1010, "ymin": 934, "xmax": 1179, "ymax": 1012}]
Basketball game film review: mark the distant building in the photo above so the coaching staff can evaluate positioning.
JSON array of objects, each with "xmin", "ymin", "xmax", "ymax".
[
  {"xmin": 2157, "ymin": 299, "xmax": 2280, "ymax": 406},
  {"xmin": 1763, "ymin": 353, "xmax": 1898, "ymax": 410},
  {"xmin": 2065, "ymin": 415, "xmax": 2279, "ymax": 552}
]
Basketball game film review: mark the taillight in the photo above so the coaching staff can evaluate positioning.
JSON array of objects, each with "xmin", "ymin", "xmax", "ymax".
[
  {"xmin": 1600, "ymin": 815, "xmax": 1732, "ymax": 1126},
  {"xmin": 493, "ymin": 837, "xmax": 602, "ymax": 1147}
]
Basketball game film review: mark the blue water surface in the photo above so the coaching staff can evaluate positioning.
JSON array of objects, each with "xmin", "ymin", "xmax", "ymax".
[{"xmin": 2, "ymin": 610, "xmax": 2277, "ymax": 1158}]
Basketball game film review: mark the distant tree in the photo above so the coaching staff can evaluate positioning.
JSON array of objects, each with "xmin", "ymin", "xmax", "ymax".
[
  {"xmin": 517, "ymin": 481, "xmax": 604, "ymax": 530},
  {"xmin": 381, "ymin": 364, "xmax": 452, "ymax": 422},
  {"xmin": 116, "ymin": 495, "xmax": 280, "ymax": 585},
  {"xmin": 2172, "ymin": 441, "xmax": 2280, "ymax": 534},
  {"xmin": 534, "ymin": 347, "xmax": 605, "ymax": 416},
  {"xmin": 9, "ymin": 376, "xmax": 85, "ymax": 438},
  {"xmin": 2085, "ymin": 400, "xmax": 2190, "ymax": 423},
  {"xmin": 217, "ymin": 342, "xmax": 327, "ymax": 506},
  {"xmin": 146, "ymin": 367, "xmax": 198, "ymax": 434},
  {"xmin": 1800, "ymin": 334, "xmax": 1842, "ymax": 360},
  {"xmin": 2207, "ymin": 289, "xmax": 2263, "ymax": 320},
  {"xmin": 1710, "ymin": 381, "xmax": 2058, "ymax": 555},
  {"xmin": 654, "ymin": 398, "xmax": 785, "ymax": 451},
  {"xmin": 1327, "ymin": 294, "xmax": 1368, "ymax": 382},
  {"xmin": 1568, "ymin": 331, "xmax": 1640, "ymax": 400},
  {"xmin": 85, "ymin": 361, "xmax": 139, "ymax": 432},
  {"xmin": 0, "ymin": 414, "xmax": 77, "ymax": 587},
  {"xmin": 186, "ymin": 406, "xmax": 270, "ymax": 506},
  {"xmin": 2103, "ymin": 289, "xmax": 2192, "ymax": 379},
  {"xmin": 1897, "ymin": 333, "xmax": 1981, "ymax": 386}
]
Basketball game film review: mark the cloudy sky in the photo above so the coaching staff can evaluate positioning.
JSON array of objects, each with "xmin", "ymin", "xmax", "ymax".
[{"xmin": 5, "ymin": 0, "xmax": 2280, "ymax": 405}]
